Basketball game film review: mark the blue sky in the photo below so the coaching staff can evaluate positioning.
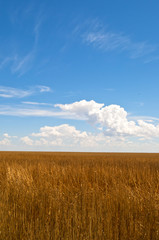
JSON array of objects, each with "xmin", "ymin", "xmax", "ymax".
[{"xmin": 1, "ymin": 0, "xmax": 159, "ymax": 151}]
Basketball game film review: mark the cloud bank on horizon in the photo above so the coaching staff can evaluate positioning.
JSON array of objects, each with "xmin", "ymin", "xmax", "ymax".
[
  {"xmin": 1, "ymin": 99, "xmax": 159, "ymax": 152},
  {"xmin": 1, "ymin": 96, "xmax": 159, "ymax": 140}
]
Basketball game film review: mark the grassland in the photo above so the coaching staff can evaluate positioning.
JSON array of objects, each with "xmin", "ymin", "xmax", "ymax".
[{"xmin": 0, "ymin": 152, "xmax": 159, "ymax": 240}]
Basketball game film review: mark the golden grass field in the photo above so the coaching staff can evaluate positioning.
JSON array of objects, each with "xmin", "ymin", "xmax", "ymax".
[{"xmin": 0, "ymin": 152, "xmax": 159, "ymax": 240}]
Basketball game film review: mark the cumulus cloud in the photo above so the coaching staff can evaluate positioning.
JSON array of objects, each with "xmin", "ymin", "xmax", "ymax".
[
  {"xmin": 3, "ymin": 133, "xmax": 11, "ymax": 138},
  {"xmin": 31, "ymin": 124, "xmax": 90, "ymax": 147},
  {"xmin": 0, "ymin": 138, "xmax": 11, "ymax": 145},
  {"xmin": 20, "ymin": 123, "xmax": 145, "ymax": 152},
  {"xmin": 1, "ymin": 98, "xmax": 159, "ymax": 140},
  {"xmin": 55, "ymin": 100, "xmax": 104, "ymax": 121},
  {"xmin": 0, "ymin": 133, "xmax": 17, "ymax": 146},
  {"xmin": 3, "ymin": 133, "xmax": 17, "ymax": 139},
  {"xmin": 1, "ymin": 99, "xmax": 159, "ymax": 144},
  {"xmin": 21, "ymin": 124, "xmax": 107, "ymax": 149},
  {"xmin": 1, "ymin": 99, "xmax": 158, "ymax": 140},
  {"xmin": 56, "ymin": 100, "xmax": 159, "ymax": 139},
  {"xmin": 21, "ymin": 136, "xmax": 33, "ymax": 146},
  {"xmin": 32, "ymin": 124, "xmax": 88, "ymax": 138}
]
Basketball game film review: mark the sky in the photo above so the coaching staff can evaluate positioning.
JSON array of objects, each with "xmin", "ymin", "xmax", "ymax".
[{"xmin": 0, "ymin": 0, "xmax": 159, "ymax": 152}]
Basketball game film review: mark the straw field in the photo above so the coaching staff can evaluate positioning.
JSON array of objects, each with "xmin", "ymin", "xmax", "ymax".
[{"xmin": 0, "ymin": 152, "xmax": 159, "ymax": 239}]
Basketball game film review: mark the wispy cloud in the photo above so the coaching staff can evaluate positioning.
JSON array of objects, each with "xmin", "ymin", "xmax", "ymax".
[
  {"xmin": 0, "ymin": 106, "xmax": 77, "ymax": 118},
  {"xmin": 0, "ymin": 85, "xmax": 51, "ymax": 98},
  {"xmin": 12, "ymin": 52, "xmax": 34, "ymax": 76},
  {"xmin": 0, "ymin": 42, "xmax": 36, "ymax": 77},
  {"xmin": 0, "ymin": 6, "xmax": 44, "ymax": 77},
  {"xmin": 104, "ymin": 88, "xmax": 115, "ymax": 92},
  {"xmin": 144, "ymin": 55, "xmax": 159, "ymax": 64},
  {"xmin": 84, "ymin": 31, "xmax": 155, "ymax": 58},
  {"xmin": 0, "ymin": 86, "xmax": 32, "ymax": 98},
  {"xmin": 22, "ymin": 101, "xmax": 54, "ymax": 106},
  {"xmin": 11, "ymin": 14, "xmax": 43, "ymax": 76},
  {"xmin": 0, "ymin": 57, "xmax": 14, "ymax": 69},
  {"xmin": 0, "ymin": 49, "xmax": 35, "ymax": 78},
  {"xmin": 80, "ymin": 19, "xmax": 156, "ymax": 59},
  {"xmin": 38, "ymin": 85, "xmax": 51, "ymax": 92},
  {"xmin": 129, "ymin": 115, "xmax": 159, "ymax": 122},
  {"xmin": 34, "ymin": 13, "xmax": 44, "ymax": 45}
]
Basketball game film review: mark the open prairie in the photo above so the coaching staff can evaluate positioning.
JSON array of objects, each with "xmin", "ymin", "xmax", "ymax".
[{"xmin": 0, "ymin": 152, "xmax": 159, "ymax": 240}]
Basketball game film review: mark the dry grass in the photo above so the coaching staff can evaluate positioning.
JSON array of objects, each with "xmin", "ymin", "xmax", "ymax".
[{"xmin": 0, "ymin": 152, "xmax": 159, "ymax": 240}]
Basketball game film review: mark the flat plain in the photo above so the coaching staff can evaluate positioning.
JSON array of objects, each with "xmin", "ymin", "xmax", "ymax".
[{"xmin": 0, "ymin": 151, "xmax": 159, "ymax": 240}]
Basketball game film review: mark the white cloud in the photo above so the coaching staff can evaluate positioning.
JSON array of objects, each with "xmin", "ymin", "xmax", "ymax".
[
  {"xmin": 32, "ymin": 124, "xmax": 88, "ymax": 139},
  {"xmin": 0, "ymin": 133, "xmax": 17, "ymax": 146},
  {"xmin": 1, "ymin": 98, "xmax": 159, "ymax": 142},
  {"xmin": 0, "ymin": 57, "xmax": 13, "ymax": 69},
  {"xmin": 0, "ymin": 85, "xmax": 51, "ymax": 98},
  {"xmin": 21, "ymin": 123, "xmax": 158, "ymax": 152},
  {"xmin": 3, "ymin": 133, "xmax": 11, "ymax": 138},
  {"xmin": 0, "ymin": 86, "xmax": 32, "ymax": 98},
  {"xmin": 38, "ymin": 86, "xmax": 51, "ymax": 93},
  {"xmin": 0, "ymin": 138, "xmax": 10, "ymax": 145},
  {"xmin": 3, "ymin": 133, "xmax": 17, "ymax": 139},
  {"xmin": 0, "ymin": 106, "xmax": 76, "ymax": 118},
  {"xmin": 0, "ymin": 12, "xmax": 44, "ymax": 77},
  {"xmin": 0, "ymin": 46, "xmax": 33, "ymax": 78},
  {"xmin": 55, "ymin": 100, "xmax": 104, "ymax": 122},
  {"xmin": 0, "ymin": 122, "xmax": 156, "ymax": 151},
  {"xmin": 22, "ymin": 124, "xmax": 120, "ymax": 151},
  {"xmin": 81, "ymin": 20, "xmax": 156, "ymax": 59},
  {"xmin": 12, "ymin": 52, "xmax": 34, "ymax": 76},
  {"xmin": 56, "ymin": 100, "xmax": 159, "ymax": 139},
  {"xmin": 21, "ymin": 124, "xmax": 92, "ymax": 148},
  {"xmin": 21, "ymin": 136, "xmax": 33, "ymax": 146},
  {"xmin": 22, "ymin": 101, "xmax": 53, "ymax": 106}
]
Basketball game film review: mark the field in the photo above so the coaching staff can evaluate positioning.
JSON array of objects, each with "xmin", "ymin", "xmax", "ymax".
[{"xmin": 0, "ymin": 152, "xmax": 159, "ymax": 240}]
